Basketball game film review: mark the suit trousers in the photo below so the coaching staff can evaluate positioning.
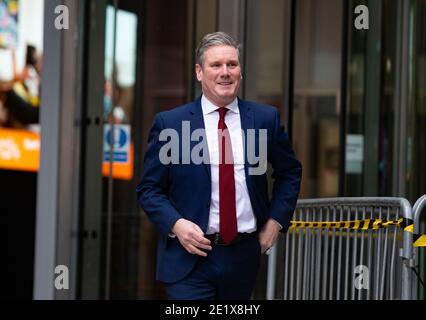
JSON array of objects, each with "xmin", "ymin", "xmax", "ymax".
[{"xmin": 165, "ymin": 236, "xmax": 261, "ymax": 300}]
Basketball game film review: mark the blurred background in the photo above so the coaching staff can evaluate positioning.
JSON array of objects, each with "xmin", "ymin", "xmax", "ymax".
[{"xmin": 0, "ymin": 0, "xmax": 425, "ymax": 300}]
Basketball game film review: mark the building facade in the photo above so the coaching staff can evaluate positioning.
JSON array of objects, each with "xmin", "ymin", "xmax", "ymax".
[{"xmin": 1, "ymin": 0, "xmax": 425, "ymax": 299}]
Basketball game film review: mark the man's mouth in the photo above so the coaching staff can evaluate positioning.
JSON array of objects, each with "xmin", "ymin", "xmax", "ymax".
[{"xmin": 218, "ymin": 82, "xmax": 232, "ymax": 86}]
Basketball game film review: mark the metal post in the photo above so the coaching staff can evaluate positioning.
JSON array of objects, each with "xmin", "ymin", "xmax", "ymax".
[{"xmin": 266, "ymin": 245, "xmax": 278, "ymax": 300}]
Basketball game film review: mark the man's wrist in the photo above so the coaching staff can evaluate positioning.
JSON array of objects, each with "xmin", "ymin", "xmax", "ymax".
[
  {"xmin": 270, "ymin": 218, "xmax": 283, "ymax": 231},
  {"xmin": 170, "ymin": 217, "xmax": 184, "ymax": 235}
]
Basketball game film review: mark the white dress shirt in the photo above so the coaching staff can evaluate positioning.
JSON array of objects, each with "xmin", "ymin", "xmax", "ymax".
[{"xmin": 201, "ymin": 95, "xmax": 257, "ymax": 234}]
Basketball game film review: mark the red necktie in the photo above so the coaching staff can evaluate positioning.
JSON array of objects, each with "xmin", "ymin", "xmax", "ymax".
[{"xmin": 217, "ymin": 108, "xmax": 237, "ymax": 244}]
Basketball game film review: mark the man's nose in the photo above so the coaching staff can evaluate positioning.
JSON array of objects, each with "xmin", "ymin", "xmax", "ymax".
[{"xmin": 220, "ymin": 65, "xmax": 230, "ymax": 76}]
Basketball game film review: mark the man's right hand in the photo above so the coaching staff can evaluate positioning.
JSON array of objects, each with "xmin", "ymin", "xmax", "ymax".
[{"xmin": 171, "ymin": 218, "xmax": 212, "ymax": 257}]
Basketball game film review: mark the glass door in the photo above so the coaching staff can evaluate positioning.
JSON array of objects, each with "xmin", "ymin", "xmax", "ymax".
[
  {"xmin": 78, "ymin": 0, "xmax": 141, "ymax": 299},
  {"xmin": 101, "ymin": 0, "xmax": 139, "ymax": 299},
  {"xmin": 79, "ymin": 0, "xmax": 195, "ymax": 299}
]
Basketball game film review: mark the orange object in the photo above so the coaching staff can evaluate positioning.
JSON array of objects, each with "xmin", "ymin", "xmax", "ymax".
[
  {"xmin": 0, "ymin": 128, "xmax": 40, "ymax": 172},
  {"xmin": 0, "ymin": 128, "xmax": 134, "ymax": 180},
  {"xmin": 102, "ymin": 142, "xmax": 134, "ymax": 180}
]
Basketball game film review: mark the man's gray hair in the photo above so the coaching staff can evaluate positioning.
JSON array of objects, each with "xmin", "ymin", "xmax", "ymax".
[{"xmin": 195, "ymin": 32, "xmax": 241, "ymax": 67}]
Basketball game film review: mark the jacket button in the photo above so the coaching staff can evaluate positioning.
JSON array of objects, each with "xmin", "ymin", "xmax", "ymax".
[{"xmin": 205, "ymin": 201, "xmax": 210, "ymax": 208}]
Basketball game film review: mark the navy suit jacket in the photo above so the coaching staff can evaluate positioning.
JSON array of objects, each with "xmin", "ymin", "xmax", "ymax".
[{"xmin": 136, "ymin": 97, "xmax": 302, "ymax": 283}]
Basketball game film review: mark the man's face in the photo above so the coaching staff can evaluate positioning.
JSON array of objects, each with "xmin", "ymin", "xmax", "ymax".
[{"xmin": 195, "ymin": 45, "xmax": 241, "ymax": 107}]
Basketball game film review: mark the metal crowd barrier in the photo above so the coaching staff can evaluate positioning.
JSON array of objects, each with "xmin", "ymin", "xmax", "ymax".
[
  {"xmin": 413, "ymin": 195, "xmax": 426, "ymax": 244},
  {"xmin": 413, "ymin": 195, "xmax": 426, "ymax": 299},
  {"xmin": 266, "ymin": 197, "xmax": 418, "ymax": 300}
]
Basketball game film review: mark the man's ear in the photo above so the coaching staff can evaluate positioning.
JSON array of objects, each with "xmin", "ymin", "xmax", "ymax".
[{"xmin": 195, "ymin": 64, "xmax": 202, "ymax": 82}]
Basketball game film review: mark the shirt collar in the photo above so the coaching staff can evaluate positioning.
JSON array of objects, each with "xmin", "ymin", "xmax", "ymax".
[{"xmin": 201, "ymin": 95, "xmax": 239, "ymax": 115}]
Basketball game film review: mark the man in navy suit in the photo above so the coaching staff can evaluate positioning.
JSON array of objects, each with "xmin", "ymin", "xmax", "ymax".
[{"xmin": 137, "ymin": 32, "xmax": 302, "ymax": 300}]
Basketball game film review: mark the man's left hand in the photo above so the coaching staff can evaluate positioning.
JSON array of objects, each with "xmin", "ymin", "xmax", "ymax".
[{"xmin": 258, "ymin": 218, "xmax": 282, "ymax": 254}]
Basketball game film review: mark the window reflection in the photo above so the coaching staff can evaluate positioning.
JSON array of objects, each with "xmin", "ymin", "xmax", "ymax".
[
  {"xmin": 102, "ymin": 3, "xmax": 139, "ymax": 299},
  {"xmin": 293, "ymin": 0, "xmax": 342, "ymax": 198}
]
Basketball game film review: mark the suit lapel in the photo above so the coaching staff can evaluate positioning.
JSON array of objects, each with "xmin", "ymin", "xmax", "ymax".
[
  {"xmin": 189, "ymin": 96, "xmax": 211, "ymax": 179},
  {"xmin": 238, "ymin": 98, "xmax": 255, "ymax": 168}
]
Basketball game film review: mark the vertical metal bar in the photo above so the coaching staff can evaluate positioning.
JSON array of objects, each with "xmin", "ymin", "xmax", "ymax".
[
  {"xmin": 358, "ymin": 207, "xmax": 366, "ymax": 300},
  {"xmin": 402, "ymin": 208, "xmax": 414, "ymax": 300},
  {"xmin": 105, "ymin": 0, "xmax": 119, "ymax": 300},
  {"xmin": 405, "ymin": 194, "xmax": 419, "ymax": 299},
  {"xmin": 389, "ymin": 207, "xmax": 398, "ymax": 300},
  {"xmin": 413, "ymin": 245, "xmax": 418, "ymax": 300},
  {"xmin": 388, "ymin": 207, "xmax": 394, "ymax": 299},
  {"xmin": 367, "ymin": 206, "xmax": 373, "ymax": 300},
  {"xmin": 401, "ymin": 229, "xmax": 413, "ymax": 300},
  {"xmin": 379, "ymin": 207, "xmax": 389, "ymax": 299},
  {"xmin": 283, "ymin": 226, "xmax": 290, "ymax": 300},
  {"xmin": 393, "ymin": 207, "xmax": 400, "ymax": 300},
  {"xmin": 396, "ymin": 230, "xmax": 403, "ymax": 299},
  {"xmin": 34, "ymin": 0, "xmax": 70, "ymax": 299},
  {"xmin": 77, "ymin": 0, "xmax": 107, "ymax": 299},
  {"xmin": 339, "ymin": 0, "xmax": 349, "ymax": 196},
  {"xmin": 308, "ymin": 206, "xmax": 313, "ymax": 299},
  {"xmin": 408, "ymin": 195, "xmax": 426, "ymax": 299},
  {"xmin": 388, "ymin": 207, "xmax": 394, "ymax": 300},
  {"xmin": 351, "ymin": 207, "xmax": 359, "ymax": 300},
  {"xmin": 314, "ymin": 207, "xmax": 322, "ymax": 300},
  {"xmin": 266, "ymin": 245, "xmax": 278, "ymax": 300},
  {"xmin": 302, "ymin": 207, "xmax": 310, "ymax": 299},
  {"xmin": 373, "ymin": 206, "xmax": 379, "ymax": 300},
  {"xmin": 394, "ymin": 0, "xmax": 409, "ymax": 197},
  {"xmin": 344, "ymin": 206, "xmax": 351, "ymax": 300},
  {"xmin": 296, "ymin": 207, "xmax": 303, "ymax": 299},
  {"xmin": 375, "ymin": 207, "xmax": 383, "ymax": 299},
  {"xmin": 309, "ymin": 207, "xmax": 315, "ymax": 300},
  {"xmin": 363, "ymin": 0, "xmax": 382, "ymax": 195},
  {"xmin": 329, "ymin": 207, "xmax": 337, "ymax": 300},
  {"xmin": 336, "ymin": 206, "xmax": 343, "ymax": 300},
  {"xmin": 289, "ymin": 206, "xmax": 297, "ymax": 299},
  {"xmin": 322, "ymin": 207, "xmax": 330, "ymax": 299}
]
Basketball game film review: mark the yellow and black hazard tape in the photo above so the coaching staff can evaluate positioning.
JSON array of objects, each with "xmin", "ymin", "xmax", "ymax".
[{"xmin": 289, "ymin": 218, "xmax": 426, "ymax": 247}]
